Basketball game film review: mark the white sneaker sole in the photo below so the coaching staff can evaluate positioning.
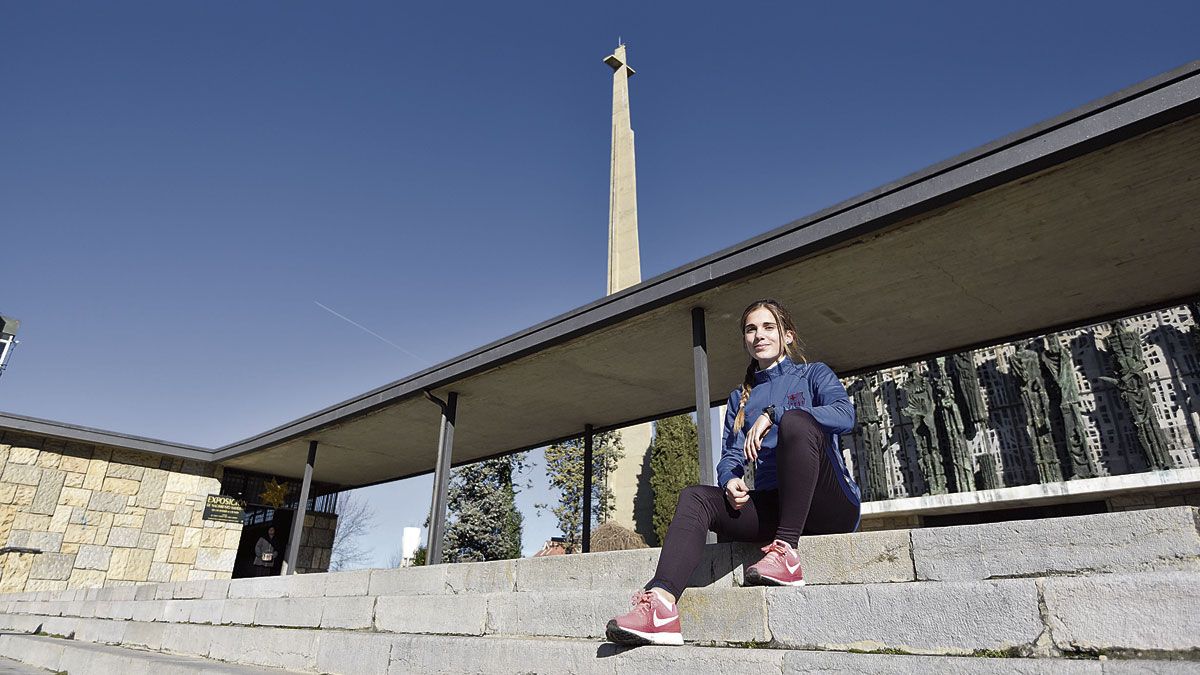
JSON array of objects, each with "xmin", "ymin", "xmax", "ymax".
[
  {"xmin": 606, "ymin": 622, "xmax": 684, "ymax": 646},
  {"xmin": 757, "ymin": 575, "xmax": 806, "ymax": 587},
  {"xmin": 745, "ymin": 567, "xmax": 807, "ymax": 587}
]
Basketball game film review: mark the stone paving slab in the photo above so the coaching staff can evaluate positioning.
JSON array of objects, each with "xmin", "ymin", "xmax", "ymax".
[
  {"xmin": 4, "ymin": 505, "xmax": 1196, "ymax": 614},
  {"xmin": 1041, "ymin": 571, "xmax": 1200, "ymax": 653},
  {"xmin": 767, "ymin": 578, "xmax": 1044, "ymax": 655},
  {"xmin": 375, "ymin": 594, "xmax": 488, "ymax": 635},
  {"xmin": 7, "ymin": 571, "xmax": 1200, "ymax": 655},
  {"xmin": 0, "ymin": 632, "xmax": 304, "ymax": 674},
  {"xmin": 0, "ymin": 655, "xmax": 53, "ymax": 674},
  {"xmin": 732, "ymin": 528, "xmax": 916, "ymax": 586},
  {"xmin": 913, "ymin": 507, "xmax": 1200, "ymax": 582},
  {"xmin": 1, "ymin": 614, "xmax": 1197, "ymax": 674},
  {"xmin": 483, "ymin": 586, "xmax": 769, "ymax": 643}
]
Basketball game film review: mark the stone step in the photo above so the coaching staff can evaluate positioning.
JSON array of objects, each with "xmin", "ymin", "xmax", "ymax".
[
  {"xmin": 0, "ymin": 616, "xmax": 1192, "ymax": 675},
  {"xmin": 0, "ymin": 632, "xmax": 301, "ymax": 674},
  {"xmin": 4, "ymin": 505, "xmax": 1196, "ymax": 617},
  {"xmin": 2, "ymin": 571, "xmax": 1196, "ymax": 657},
  {"xmin": 0, "ymin": 655, "xmax": 54, "ymax": 674}
]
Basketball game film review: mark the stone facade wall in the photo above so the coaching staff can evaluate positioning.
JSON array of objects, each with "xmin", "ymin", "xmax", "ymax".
[
  {"xmin": 0, "ymin": 431, "xmax": 242, "ymax": 592},
  {"xmin": 296, "ymin": 511, "xmax": 337, "ymax": 574}
]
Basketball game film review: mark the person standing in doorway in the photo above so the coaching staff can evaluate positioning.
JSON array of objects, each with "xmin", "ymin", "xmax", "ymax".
[{"xmin": 252, "ymin": 525, "xmax": 279, "ymax": 576}]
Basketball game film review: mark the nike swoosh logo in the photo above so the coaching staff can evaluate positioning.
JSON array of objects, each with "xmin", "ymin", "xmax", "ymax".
[
  {"xmin": 652, "ymin": 611, "xmax": 676, "ymax": 627},
  {"xmin": 785, "ymin": 558, "xmax": 801, "ymax": 575}
]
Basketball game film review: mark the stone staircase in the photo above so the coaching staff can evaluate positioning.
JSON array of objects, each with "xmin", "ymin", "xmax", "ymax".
[{"xmin": 0, "ymin": 507, "xmax": 1197, "ymax": 673}]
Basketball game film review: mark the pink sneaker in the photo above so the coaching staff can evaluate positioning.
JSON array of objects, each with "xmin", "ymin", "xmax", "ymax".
[
  {"xmin": 605, "ymin": 590, "xmax": 683, "ymax": 646},
  {"xmin": 744, "ymin": 539, "xmax": 806, "ymax": 587}
]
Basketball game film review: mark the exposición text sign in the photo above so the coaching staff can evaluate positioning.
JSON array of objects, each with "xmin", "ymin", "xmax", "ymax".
[{"xmin": 202, "ymin": 494, "xmax": 245, "ymax": 523}]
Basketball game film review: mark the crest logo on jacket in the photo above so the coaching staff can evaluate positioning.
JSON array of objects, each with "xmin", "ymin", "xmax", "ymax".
[{"xmin": 787, "ymin": 392, "xmax": 806, "ymax": 409}]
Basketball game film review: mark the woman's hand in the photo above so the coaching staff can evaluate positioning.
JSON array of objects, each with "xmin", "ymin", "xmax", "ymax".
[
  {"xmin": 724, "ymin": 477, "xmax": 750, "ymax": 510},
  {"xmin": 743, "ymin": 413, "xmax": 772, "ymax": 463}
]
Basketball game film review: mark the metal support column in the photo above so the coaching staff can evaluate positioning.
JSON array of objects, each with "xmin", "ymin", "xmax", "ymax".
[
  {"xmin": 426, "ymin": 391, "xmax": 458, "ymax": 565},
  {"xmin": 284, "ymin": 440, "xmax": 318, "ymax": 575},
  {"xmin": 582, "ymin": 424, "xmax": 594, "ymax": 553},
  {"xmin": 692, "ymin": 307, "xmax": 715, "ymax": 486}
]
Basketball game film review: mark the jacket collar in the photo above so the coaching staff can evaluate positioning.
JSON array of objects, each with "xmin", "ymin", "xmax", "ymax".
[{"xmin": 753, "ymin": 356, "xmax": 794, "ymax": 385}]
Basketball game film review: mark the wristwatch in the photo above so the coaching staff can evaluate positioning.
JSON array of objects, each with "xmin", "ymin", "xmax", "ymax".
[{"xmin": 762, "ymin": 405, "xmax": 777, "ymax": 425}]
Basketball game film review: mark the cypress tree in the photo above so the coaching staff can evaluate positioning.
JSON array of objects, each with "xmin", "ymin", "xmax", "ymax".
[{"xmin": 649, "ymin": 414, "xmax": 699, "ymax": 546}]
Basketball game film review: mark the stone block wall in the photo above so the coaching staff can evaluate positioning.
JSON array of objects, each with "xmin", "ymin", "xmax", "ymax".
[
  {"xmin": 296, "ymin": 511, "xmax": 337, "ymax": 573},
  {"xmin": 0, "ymin": 431, "xmax": 242, "ymax": 592}
]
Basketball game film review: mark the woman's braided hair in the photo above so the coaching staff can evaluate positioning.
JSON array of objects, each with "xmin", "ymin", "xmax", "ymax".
[{"xmin": 732, "ymin": 298, "xmax": 806, "ymax": 431}]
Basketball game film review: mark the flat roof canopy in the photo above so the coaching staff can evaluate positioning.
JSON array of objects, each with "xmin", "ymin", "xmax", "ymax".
[
  {"xmin": 24, "ymin": 63, "xmax": 1200, "ymax": 492},
  {"xmin": 216, "ymin": 61, "xmax": 1200, "ymax": 488}
]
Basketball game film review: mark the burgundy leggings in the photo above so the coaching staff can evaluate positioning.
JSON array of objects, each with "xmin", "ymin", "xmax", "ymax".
[{"xmin": 646, "ymin": 409, "xmax": 860, "ymax": 599}]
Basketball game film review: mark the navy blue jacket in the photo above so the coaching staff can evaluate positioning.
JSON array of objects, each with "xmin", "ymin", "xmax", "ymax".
[{"xmin": 717, "ymin": 357, "xmax": 860, "ymax": 502}]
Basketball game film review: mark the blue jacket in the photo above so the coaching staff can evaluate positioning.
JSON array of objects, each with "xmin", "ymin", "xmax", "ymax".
[{"xmin": 717, "ymin": 357, "xmax": 860, "ymax": 503}]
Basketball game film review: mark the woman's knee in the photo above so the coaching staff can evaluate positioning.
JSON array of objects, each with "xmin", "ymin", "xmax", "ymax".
[
  {"xmin": 777, "ymin": 408, "xmax": 823, "ymax": 446},
  {"xmin": 678, "ymin": 484, "xmax": 715, "ymax": 506},
  {"xmin": 676, "ymin": 485, "xmax": 721, "ymax": 519}
]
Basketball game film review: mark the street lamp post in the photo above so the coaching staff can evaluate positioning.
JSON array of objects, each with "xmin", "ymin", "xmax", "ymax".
[{"xmin": 0, "ymin": 316, "xmax": 19, "ymax": 380}]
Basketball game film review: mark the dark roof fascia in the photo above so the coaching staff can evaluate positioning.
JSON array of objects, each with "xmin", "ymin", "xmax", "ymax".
[
  {"xmin": 213, "ymin": 59, "xmax": 1200, "ymax": 463},
  {"xmin": 0, "ymin": 411, "xmax": 215, "ymax": 462}
]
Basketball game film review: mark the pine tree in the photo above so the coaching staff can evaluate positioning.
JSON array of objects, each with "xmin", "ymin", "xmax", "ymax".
[
  {"xmin": 649, "ymin": 414, "xmax": 699, "ymax": 546},
  {"xmin": 539, "ymin": 431, "xmax": 623, "ymax": 553},
  {"xmin": 442, "ymin": 453, "xmax": 528, "ymax": 562}
]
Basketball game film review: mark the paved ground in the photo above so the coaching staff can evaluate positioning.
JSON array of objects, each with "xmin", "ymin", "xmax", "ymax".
[{"xmin": 0, "ymin": 657, "xmax": 49, "ymax": 674}]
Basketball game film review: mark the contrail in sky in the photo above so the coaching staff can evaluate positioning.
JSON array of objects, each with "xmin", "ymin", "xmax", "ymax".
[{"xmin": 313, "ymin": 301, "xmax": 425, "ymax": 362}]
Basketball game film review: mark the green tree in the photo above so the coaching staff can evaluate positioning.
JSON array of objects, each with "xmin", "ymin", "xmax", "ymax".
[
  {"xmin": 442, "ymin": 453, "xmax": 528, "ymax": 562},
  {"xmin": 539, "ymin": 431, "xmax": 623, "ymax": 553},
  {"xmin": 650, "ymin": 414, "xmax": 700, "ymax": 545}
]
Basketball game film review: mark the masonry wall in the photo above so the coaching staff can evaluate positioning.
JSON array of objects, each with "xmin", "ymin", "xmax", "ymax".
[
  {"xmin": 296, "ymin": 511, "xmax": 336, "ymax": 574},
  {"xmin": 0, "ymin": 431, "xmax": 242, "ymax": 592}
]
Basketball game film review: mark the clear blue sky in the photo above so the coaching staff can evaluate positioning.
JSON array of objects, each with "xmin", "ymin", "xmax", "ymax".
[{"xmin": 2, "ymin": 2, "xmax": 1196, "ymax": 564}]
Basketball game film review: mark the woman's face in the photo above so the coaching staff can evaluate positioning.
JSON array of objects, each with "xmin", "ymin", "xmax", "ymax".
[{"xmin": 743, "ymin": 306, "xmax": 792, "ymax": 368}]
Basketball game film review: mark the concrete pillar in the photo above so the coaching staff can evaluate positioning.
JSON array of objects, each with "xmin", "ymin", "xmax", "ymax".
[
  {"xmin": 692, "ymin": 307, "xmax": 715, "ymax": 487},
  {"xmin": 427, "ymin": 391, "xmax": 458, "ymax": 565},
  {"xmin": 284, "ymin": 440, "xmax": 317, "ymax": 575},
  {"xmin": 582, "ymin": 424, "xmax": 594, "ymax": 553}
]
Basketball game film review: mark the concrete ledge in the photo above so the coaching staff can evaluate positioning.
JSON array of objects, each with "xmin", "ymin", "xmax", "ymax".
[
  {"xmin": 253, "ymin": 597, "xmax": 321, "ymax": 628},
  {"xmin": 4, "ymin": 614, "xmax": 1200, "ymax": 674},
  {"xmin": 320, "ymin": 595, "xmax": 376, "ymax": 630},
  {"xmin": 368, "ymin": 564, "xmax": 449, "ymax": 596},
  {"xmin": 205, "ymin": 624, "xmax": 317, "ymax": 671},
  {"xmin": 768, "ymin": 579, "xmax": 1043, "ymax": 654},
  {"xmin": 735, "ymin": 528, "xmax": 916, "ymax": 586},
  {"xmin": 513, "ymin": 547, "xmax": 661, "ymax": 592},
  {"xmin": 324, "ymin": 569, "xmax": 371, "ymax": 596},
  {"xmin": 315, "ymin": 630, "xmax": 398, "ymax": 674},
  {"xmin": 10, "ymin": 505, "xmax": 1188, "ymax": 617},
  {"xmin": 913, "ymin": 507, "xmax": 1200, "ymax": 582},
  {"xmin": 864, "ymin": 469, "xmax": 1200, "ymax": 520},
  {"xmin": 375, "ymin": 594, "xmax": 488, "ymax": 635},
  {"xmin": 227, "ymin": 575, "xmax": 292, "ymax": 599},
  {"xmin": 1041, "ymin": 571, "xmax": 1200, "ymax": 653},
  {"xmin": 484, "ymin": 586, "xmax": 768, "ymax": 643}
]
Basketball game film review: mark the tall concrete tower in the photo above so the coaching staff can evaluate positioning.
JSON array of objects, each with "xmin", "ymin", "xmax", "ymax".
[
  {"xmin": 603, "ymin": 44, "xmax": 655, "ymax": 541},
  {"xmin": 604, "ymin": 44, "xmax": 642, "ymax": 295}
]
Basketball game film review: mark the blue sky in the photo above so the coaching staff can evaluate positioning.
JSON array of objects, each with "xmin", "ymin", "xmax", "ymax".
[{"xmin": 2, "ymin": 2, "xmax": 1197, "ymax": 564}]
